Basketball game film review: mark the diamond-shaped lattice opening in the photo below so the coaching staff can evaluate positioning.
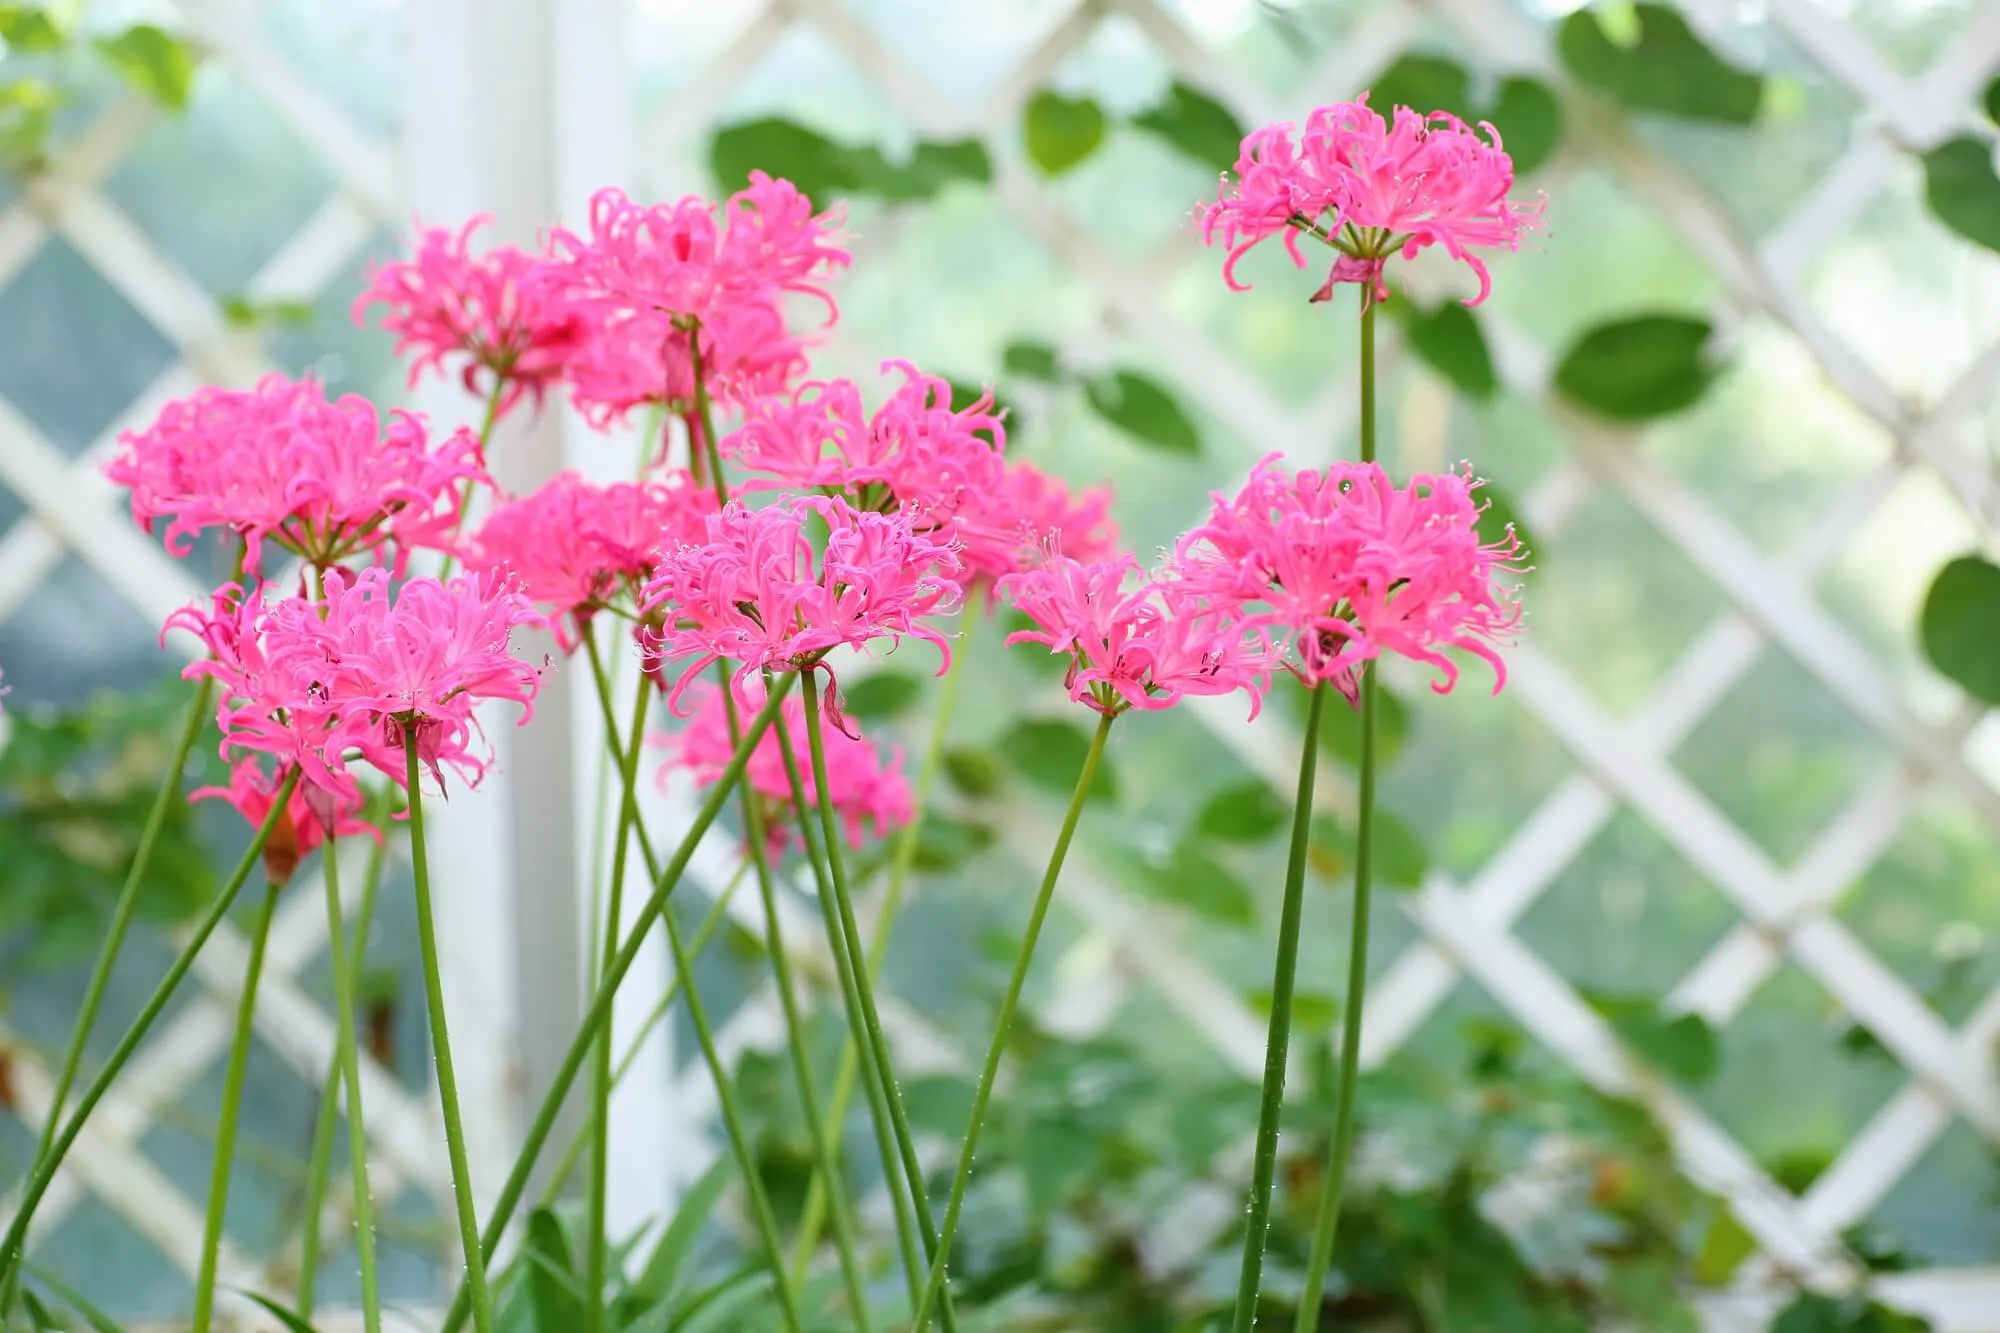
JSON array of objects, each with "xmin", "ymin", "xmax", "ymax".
[
  {"xmin": 1383, "ymin": 680, "xmax": 1571, "ymax": 879},
  {"xmin": 1672, "ymin": 645, "xmax": 1889, "ymax": 865},
  {"xmin": 1627, "ymin": 27, "xmax": 1864, "ymax": 242},
  {"xmin": 1825, "ymin": 0, "xmax": 1982, "ymax": 75},
  {"xmin": 1526, "ymin": 485, "xmax": 1730, "ymax": 716},
  {"xmin": 0, "ymin": 555, "xmax": 176, "ymax": 709},
  {"xmin": 259, "ymin": 0, "xmax": 408, "ymax": 141},
  {"xmin": 854, "ymin": 0, "xmax": 1080, "ymax": 107},
  {"xmin": 1794, "ymin": 159, "xmax": 2000, "ymax": 402},
  {"xmin": 268, "ymin": 224, "xmax": 405, "ymax": 398},
  {"xmin": 0, "ymin": 238, "xmax": 178, "ymax": 458},
  {"xmin": 1690, "ymin": 964, "xmax": 1904, "ymax": 1189},
  {"xmin": 1834, "ymin": 791, "xmax": 2000, "ymax": 1028},
  {"xmin": 1159, "ymin": 241, "xmax": 1364, "ymax": 402},
  {"xmin": 291, "ymin": 851, "xmax": 431, "ymax": 1095},
  {"xmin": 33, "ymin": 1194, "xmax": 193, "ymax": 1321},
  {"xmin": 1816, "ymin": 462, "xmax": 1981, "ymax": 689},
  {"xmin": 1514, "ymin": 808, "xmax": 1741, "ymax": 996},
  {"xmin": 1483, "ymin": 163, "xmax": 1720, "ymax": 354},
  {"xmin": 136, "ymin": 1027, "xmax": 320, "ymax": 1263},
  {"xmin": 1648, "ymin": 318, "xmax": 1890, "ymax": 559},
  {"xmin": 102, "ymin": 67, "xmax": 343, "ymax": 300},
  {"xmin": 1860, "ymin": 1116, "xmax": 2000, "ymax": 1266}
]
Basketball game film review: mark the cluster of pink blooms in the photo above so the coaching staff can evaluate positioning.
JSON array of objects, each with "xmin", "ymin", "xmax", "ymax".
[
  {"xmin": 95, "ymin": 89, "xmax": 1532, "ymax": 864},
  {"xmin": 106, "ymin": 374, "xmax": 485, "ymax": 574},
  {"xmin": 1201, "ymin": 95, "xmax": 1543, "ymax": 305},
  {"xmin": 661, "ymin": 678, "xmax": 912, "ymax": 854}
]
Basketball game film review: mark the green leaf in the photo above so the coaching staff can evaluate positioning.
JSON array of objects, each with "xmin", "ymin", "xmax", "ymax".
[
  {"xmin": 1287, "ymin": 678, "xmax": 1411, "ymax": 768},
  {"xmin": 840, "ymin": 670, "xmax": 923, "ymax": 722},
  {"xmin": 1001, "ymin": 339, "xmax": 1063, "ymax": 383},
  {"xmin": 1023, "ymin": 90, "xmax": 1106, "ymax": 176},
  {"xmin": 1489, "ymin": 76, "xmax": 1564, "ymax": 176},
  {"xmin": 1369, "ymin": 53, "xmax": 1472, "ymax": 119},
  {"xmin": 625, "ymin": 1158, "xmax": 731, "ymax": 1308},
  {"xmin": 219, "ymin": 294, "xmax": 316, "ymax": 330},
  {"xmin": 1398, "ymin": 300, "xmax": 1497, "ymax": 398},
  {"xmin": 1303, "ymin": 809, "xmax": 1429, "ymax": 890},
  {"xmin": 93, "ymin": 24, "xmax": 199, "ymax": 112},
  {"xmin": 1083, "ymin": 369, "xmax": 1201, "ymax": 455},
  {"xmin": 1244, "ymin": 987, "xmax": 1338, "ymax": 1029},
  {"xmin": 1922, "ymin": 136, "xmax": 2000, "ymax": 253},
  {"xmin": 1558, "ymin": 3, "xmax": 1763, "ymax": 124},
  {"xmin": 901, "ymin": 1073, "xmax": 978, "ymax": 1140},
  {"xmin": 1194, "ymin": 779, "xmax": 1289, "ymax": 844},
  {"xmin": 0, "ymin": 5, "xmax": 67, "ymax": 52},
  {"xmin": 1919, "ymin": 554, "xmax": 2000, "ymax": 704},
  {"xmin": 1131, "ymin": 840, "xmax": 1255, "ymax": 925},
  {"xmin": 524, "ymin": 1207, "xmax": 585, "ymax": 1332},
  {"xmin": 673, "ymin": 1271, "xmax": 778, "ymax": 1333},
  {"xmin": 1588, "ymin": 994, "xmax": 1719, "ymax": 1084},
  {"xmin": 230, "ymin": 1292, "xmax": 323, "ymax": 1333},
  {"xmin": 21, "ymin": 1290, "xmax": 66, "ymax": 1332},
  {"xmin": 708, "ymin": 116, "xmax": 858, "ymax": 202},
  {"xmin": 1018, "ymin": 1113, "xmax": 1099, "ymax": 1214},
  {"xmin": 1004, "ymin": 717, "xmax": 1117, "ymax": 802},
  {"xmin": 1692, "ymin": 1209, "xmax": 1757, "ymax": 1286},
  {"xmin": 0, "ymin": 74, "xmax": 63, "ymax": 171},
  {"xmin": 1476, "ymin": 481, "xmax": 1537, "ymax": 572},
  {"xmin": 908, "ymin": 814, "xmax": 997, "ymax": 873},
  {"xmin": 1129, "ymin": 79, "xmax": 1246, "ymax": 170},
  {"xmin": 942, "ymin": 746, "xmax": 1004, "ymax": 799},
  {"xmin": 1552, "ymin": 313, "xmax": 1718, "ymax": 422},
  {"xmin": 1771, "ymin": 1293, "xmax": 1931, "ymax": 1333},
  {"xmin": 856, "ymin": 136, "xmax": 993, "ymax": 202},
  {"xmin": 23, "ymin": 1266, "xmax": 121, "ymax": 1333}
]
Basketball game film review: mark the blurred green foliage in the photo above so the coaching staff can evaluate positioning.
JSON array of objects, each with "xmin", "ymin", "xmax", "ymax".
[{"xmin": 0, "ymin": 4, "xmax": 201, "ymax": 174}]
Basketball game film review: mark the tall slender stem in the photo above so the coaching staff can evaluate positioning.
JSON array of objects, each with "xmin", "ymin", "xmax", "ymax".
[
  {"xmin": 0, "ymin": 771, "xmax": 299, "ymax": 1291},
  {"xmin": 436, "ymin": 680, "xmax": 797, "ymax": 1333},
  {"xmin": 586, "ymin": 653, "xmax": 806, "ymax": 1333},
  {"xmin": 772, "ymin": 713, "xmax": 926, "ymax": 1308},
  {"xmin": 539, "ymin": 862, "xmax": 749, "ymax": 1204},
  {"xmin": 27, "ymin": 676, "xmax": 216, "ymax": 1162},
  {"xmin": 190, "ymin": 877, "xmax": 282, "ymax": 1332},
  {"xmin": 1229, "ymin": 680, "xmax": 1330, "ymax": 1333},
  {"xmin": 798, "ymin": 670, "xmax": 957, "ymax": 1331},
  {"xmin": 403, "ymin": 729, "xmax": 492, "ymax": 1333},
  {"xmin": 582, "ymin": 631, "xmax": 652, "ymax": 1333},
  {"xmin": 1293, "ymin": 290, "xmax": 1382, "ymax": 1330},
  {"xmin": 911, "ymin": 710, "xmax": 1113, "ymax": 1329},
  {"xmin": 793, "ymin": 591, "xmax": 978, "ymax": 1272},
  {"xmin": 436, "ymin": 378, "xmax": 509, "ymax": 583},
  {"xmin": 318, "ymin": 824, "xmax": 385, "ymax": 1333}
]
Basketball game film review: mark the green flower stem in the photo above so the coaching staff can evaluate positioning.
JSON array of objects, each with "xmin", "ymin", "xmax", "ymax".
[
  {"xmin": 911, "ymin": 709, "xmax": 1113, "ymax": 1330},
  {"xmin": 0, "ymin": 770, "xmax": 299, "ymax": 1292},
  {"xmin": 436, "ymin": 377, "xmax": 509, "ymax": 584},
  {"xmin": 316, "ymin": 818, "xmax": 386, "ymax": 1333},
  {"xmin": 436, "ymin": 679, "xmax": 797, "ymax": 1333},
  {"xmin": 1292, "ymin": 288, "xmax": 1383, "ymax": 1331},
  {"xmin": 795, "ymin": 671, "xmax": 956, "ymax": 1328},
  {"xmin": 792, "ymin": 591, "xmax": 978, "ymax": 1275},
  {"xmin": 582, "ymin": 633, "xmax": 655, "ymax": 1333},
  {"xmin": 25, "ymin": 675, "xmax": 216, "ymax": 1166},
  {"xmin": 539, "ymin": 861, "xmax": 749, "ymax": 1205},
  {"xmin": 190, "ymin": 876, "xmax": 282, "ymax": 1333},
  {"xmin": 1229, "ymin": 680, "xmax": 1330, "ymax": 1333},
  {"xmin": 403, "ymin": 727, "xmax": 493, "ymax": 1333},
  {"xmin": 586, "ymin": 651, "xmax": 807, "ymax": 1333}
]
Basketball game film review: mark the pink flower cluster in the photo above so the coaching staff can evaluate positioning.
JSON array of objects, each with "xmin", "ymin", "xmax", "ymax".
[
  {"xmin": 467, "ymin": 468, "xmax": 718, "ymax": 650},
  {"xmin": 1170, "ymin": 456, "xmax": 1523, "ymax": 701},
  {"xmin": 170, "ymin": 567, "xmax": 545, "ymax": 817},
  {"xmin": 353, "ymin": 215, "xmax": 590, "ymax": 416},
  {"xmin": 106, "ymin": 374, "xmax": 484, "ymax": 574},
  {"xmin": 726, "ymin": 361, "xmax": 1120, "ymax": 581},
  {"xmin": 1202, "ymin": 96, "xmax": 1543, "ymax": 305},
  {"xmin": 1001, "ymin": 554, "xmax": 1279, "ymax": 718},
  {"xmin": 640, "ymin": 496, "xmax": 963, "ymax": 711},
  {"xmin": 661, "ymin": 679, "xmax": 912, "ymax": 854}
]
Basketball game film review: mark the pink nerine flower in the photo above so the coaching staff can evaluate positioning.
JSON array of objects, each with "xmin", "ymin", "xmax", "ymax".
[
  {"xmin": 194, "ymin": 758, "xmax": 378, "ymax": 881},
  {"xmin": 468, "ymin": 469, "xmax": 716, "ymax": 650},
  {"xmin": 640, "ymin": 495, "xmax": 964, "ymax": 712},
  {"xmin": 107, "ymin": 374, "xmax": 486, "ymax": 573},
  {"xmin": 564, "ymin": 297, "xmax": 810, "ymax": 428},
  {"xmin": 1202, "ymin": 96, "xmax": 1543, "ymax": 305},
  {"xmin": 661, "ymin": 678, "xmax": 912, "ymax": 854},
  {"xmin": 956, "ymin": 461, "xmax": 1121, "ymax": 584},
  {"xmin": 172, "ymin": 568, "xmax": 545, "ymax": 804},
  {"xmin": 354, "ymin": 216, "xmax": 590, "ymax": 416},
  {"xmin": 1000, "ymin": 554, "xmax": 1277, "ymax": 718},
  {"xmin": 1169, "ymin": 454, "xmax": 1523, "ymax": 701}
]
